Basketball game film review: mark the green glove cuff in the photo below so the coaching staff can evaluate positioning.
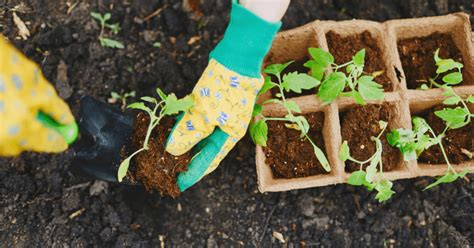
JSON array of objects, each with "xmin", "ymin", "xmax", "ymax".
[{"xmin": 209, "ymin": 0, "xmax": 282, "ymax": 78}]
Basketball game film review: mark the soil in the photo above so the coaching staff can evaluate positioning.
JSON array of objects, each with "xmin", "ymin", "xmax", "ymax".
[
  {"xmin": 1, "ymin": 0, "xmax": 474, "ymax": 247},
  {"xmin": 327, "ymin": 30, "xmax": 394, "ymax": 91},
  {"xmin": 128, "ymin": 113, "xmax": 191, "ymax": 198},
  {"xmin": 264, "ymin": 112, "xmax": 329, "ymax": 178},
  {"xmin": 341, "ymin": 104, "xmax": 401, "ymax": 172},
  {"xmin": 398, "ymin": 32, "xmax": 465, "ymax": 89},
  {"xmin": 418, "ymin": 105, "xmax": 474, "ymax": 164}
]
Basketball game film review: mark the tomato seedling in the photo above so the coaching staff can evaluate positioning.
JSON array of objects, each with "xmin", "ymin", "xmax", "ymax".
[
  {"xmin": 250, "ymin": 61, "xmax": 331, "ymax": 172},
  {"xmin": 304, "ymin": 48, "xmax": 384, "ymax": 105},
  {"xmin": 91, "ymin": 12, "xmax": 124, "ymax": 49},
  {"xmin": 339, "ymin": 121, "xmax": 395, "ymax": 202},
  {"xmin": 117, "ymin": 88, "xmax": 194, "ymax": 182},
  {"xmin": 109, "ymin": 90, "xmax": 136, "ymax": 110}
]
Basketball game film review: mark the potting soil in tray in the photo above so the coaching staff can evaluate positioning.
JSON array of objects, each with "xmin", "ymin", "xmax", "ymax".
[
  {"xmin": 340, "ymin": 104, "xmax": 401, "ymax": 172},
  {"xmin": 128, "ymin": 113, "xmax": 191, "ymax": 198},
  {"xmin": 418, "ymin": 105, "xmax": 474, "ymax": 164},
  {"xmin": 397, "ymin": 32, "xmax": 465, "ymax": 89},
  {"xmin": 326, "ymin": 30, "xmax": 393, "ymax": 91},
  {"xmin": 264, "ymin": 112, "xmax": 328, "ymax": 178}
]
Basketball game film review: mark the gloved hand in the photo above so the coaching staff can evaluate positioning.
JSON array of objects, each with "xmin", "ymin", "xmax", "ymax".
[
  {"xmin": 166, "ymin": 0, "xmax": 288, "ymax": 191},
  {"xmin": 0, "ymin": 36, "xmax": 77, "ymax": 156}
]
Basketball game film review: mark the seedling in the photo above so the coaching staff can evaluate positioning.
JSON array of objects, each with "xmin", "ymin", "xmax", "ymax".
[
  {"xmin": 250, "ymin": 62, "xmax": 331, "ymax": 172},
  {"xmin": 304, "ymin": 48, "xmax": 384, "ymax": 105},
  {"xmin": 117, "ymin": 88, "xmax": 194, "ymax": 182},
  {"xmin": 90, "ymin": 12, "xmax": 124, "ymax": 49},
  {"xmin": 339, "ymin": 121, "xmax": 395, "ymax": 202},
  {"xmin": 109, "ymin": 91, "xmax": 136, "ymax": 110},
  {"xmin": 388, "ymin": 50, "xmax": 471, "ymax": 190}
]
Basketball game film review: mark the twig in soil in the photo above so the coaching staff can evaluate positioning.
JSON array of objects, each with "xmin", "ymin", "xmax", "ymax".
[
  {"xmin": 64, "ymin": 182, "xmax": 91, "ymax": 191},
  {"xmin": 258, "ymin": 205, "xmax": 277, "ymax": 246},
  {"xmin": 143, "ymin": 4, "xmax": 167, "ymax": 21},
  {"xmin": 69, "ymin": 208, "xmax": 86, "ymax": 219}
]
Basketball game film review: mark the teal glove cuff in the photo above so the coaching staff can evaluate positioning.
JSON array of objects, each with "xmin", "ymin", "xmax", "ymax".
[{"xmin": 209, "ymin": 0, "xmax": 282, "ymax": 78}]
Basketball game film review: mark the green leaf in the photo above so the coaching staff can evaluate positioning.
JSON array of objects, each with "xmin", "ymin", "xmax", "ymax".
[
  {"xmin": 163, "ymin": 94, "xmax": 194, "ymax": 115},
  {"xmin": 317, "ymin": 72, "xmax": 347, "ymax": 104},
  {"xmin": 347, "ymin": 171, "xmax": 368, "ymax": 186},
  {"xmin": 99, "ymin": 38, "xmax": 125, "ymax": 49},
  {"xmin": 106, "ymin": 23, "xmax": 120, "ymax": 34},
  {"xmin": 442, "ymin": 72, "xmax": 463, "ymax": 85},
  {"xmin": 434, "ymin": 107, "xmax": 469, "ymax": 129},
  {"xmin": 412, "ymin": 117, "xmax": 430, "ymax": 135},
  {"xmin": 308, "ymin": 47, "xmax": 334, "ymax": 66},
  {"xmin": 103, "ymin": 13, "xmax": 111, "ymax": 21},
  {"xmin": 434, "ymin": 49, "xmax": 441, "ymax": 63},
  {"xmin": 140, "ymin": 96, "xmax": 157, "ymax": 103},
  {"xmin": 283, "ymin": 101, "xmax": 301, "ymax": 114},
  {"xmin": 467, "ymin": 95, "xmax": 474, "ymax": 103},
  {"xmin": 110, "ymin": 91, "xmax": 121, "ymax": 99},
  {"xmin": 117, "ymin": 157, "xmax": 131, "ymax": 182},
  {"xmin": 287, "ymin": 115, "xmax": 310, "ymax": 135},
  {"xmin": 281, "ymin": 72, "xmax": 320, "ymax": 93},
  {"xmin": 258, "ymin": 77, "xmax": 277, "ymax": 96},
  {"xmin": 128, "ymin": 102, "xmax": 151, "ymax": 113},
  {"xmin": 443, "ymin": 96, "xmax": 461, "ymax": 105},
  {"xmin": 263, "ymin": 61, "xmax": 293, "ymax": 78},
  {"xmin": 153, "ymin": 42, "xmax": 162, "ymax": 48},
  {"xmin": 386, "ymin": 128, "xmax": 417, "ymax": 161},
  {"xmin": 249, "ymin": 120, "xmax": 268, "ymax": 146},
  {"xmin": 357, "ymin": 76, "xmax": 384, "ymax": 101},
  {"xmin": 312, "ymin": 144, "xmax": 331, "ymax": 172},
  {"xmin": 419, "ymin": 84, "xmax": 429, "ymax": 90},
  {"xmin": 424, "ymin": 171, "xmax": 466, "ymax": 190},
  {"xmin": 365, "ymin": 163, "xmax": 378, "ymax": 183},
  {"xmin": 90, "ymin": 12, "xmax": 103, "ymax": 21},
  {"xmin": 252, "ymin": 104, "xmax": 263, "ymax": 117},
  {"xmin": 352, "ymin": 91, "xmax": 365, "ymax": 105},
  {"xmin": 304, "ymin": 60, "xmax": 326, "ymax": 81},
  {"xmin": 353, "ymin": 49, "xmax": 366, "ymax": 66},
  {"xmin": 263, "ymin": 99, "xmax": 283, "ymax": 105},
  {"xmin": 339, "ymin": 141, "xmax": 350, "ymax": 162},
  {"xmin": 374, "ymin": 180, "xmax": 395, "ymax": 202},
  {"xmin": 124, "ymin": 91, "xmax": 136, "ymax": 98},
  {"xmin": 156, "ymin": 88, "xmax": 167, "ymax": 100},
  {"xmin": 436, "ymin": 59, "xmax": 463, "ymax": 74}
]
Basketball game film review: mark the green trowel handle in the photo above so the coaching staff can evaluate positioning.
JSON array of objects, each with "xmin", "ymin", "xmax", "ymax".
[{"xmin": 37, "ymin": 112, "xmax": 78, "ymax": 144}]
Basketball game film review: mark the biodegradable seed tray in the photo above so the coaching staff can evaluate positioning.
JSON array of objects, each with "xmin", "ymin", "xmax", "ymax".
[{"xmin": 256, "ymin": 13, "xmax": 474, "ymax": 192}]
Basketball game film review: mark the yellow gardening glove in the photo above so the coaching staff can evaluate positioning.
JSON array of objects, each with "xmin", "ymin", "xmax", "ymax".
[{"xmin": 0, "ymin": 36, "xmax": 76, "ymax": 156}]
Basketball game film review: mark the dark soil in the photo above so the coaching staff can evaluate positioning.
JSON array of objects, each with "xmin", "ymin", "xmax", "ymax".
[
  {"xmin": 418, "ymin": 105, "xmax": 474, "ymax": 164},
  {"xmin": 341, "ymin": 104, "xmax": 401, "ymax": 172},
  {"xmin": 264, "ymin": 112, "xmax": 329, "ymax": 178},
  {"xmin": 327, "ymin": 30, "xmax": 394, "ymax": 91},
  {"xmin": 1, "ymin": 0, "xmax": 474, "ymax": 247},
  {"xmin": 398, "ymin": 32, "xmax": 465, "ymax": 89},
  {"xmin": 129, "ymin": 113, "xmax": 191, "ymax": 198}
]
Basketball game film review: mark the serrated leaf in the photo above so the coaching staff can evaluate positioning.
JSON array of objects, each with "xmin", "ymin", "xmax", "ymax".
[
  {"xmin": 374, "ymin": 180, "xmax": 395, "ymax": 202},
  {"xmin": 339, "ymin": 141, "xmax": 350, "ymax": 162},
  {"xmin": 281, "ymin": 72, "xmax": 320, "ymax": 93},
  {"xmin": 249, "ymin": 120, "xmax": 268, "ymax": 146},
  {"xmin": 317, "ymin": 72, "xmax": 346, "ymax": 104},
  {"xmin": 443, "ymin": 96, "xmax": 461, "ymax": 105},
  {"xmin": 442, "ymin": 72, "xmax": 463, "ymax": 85},
  {"xmin": 357, "ymin": 76, "xmax": 384, "ymax": 101},
  {"xmin": 434, "ymin": 107, "xmax": 469, "ymax": 129},
  {"xmin": 436, "ymin": 59, "xmax": 463, "ymax": 74},
  {"xmin": 99, "ymin": 37, "xmax": 124, "ymax": 49},
  {"xmin": 252, "ymin": 104, "xmax": 263, "ymax": 117},
  {"xmin": 283, "ymin": 101, "xmax": 301, "ymax": 113},
  {"xmin": 156, "ymin": 88, "xmax": 167, "ymax": 100},
  {"xmin": 259, "ymin": 77, "xmax": 277, "ymax": 96},
  {"xmin": 347, "ymin": 170, "xmax": 367, "ymax": 186},
  {"xmin": 263, "ymin": 61, "xmax": 293, "ymax": 78},
  {"xmin": 412, "ymin": 117, "xmax": 430, "ymax": 135},
  {"xmin": 304, "ymin": 60, "xmax": 326, "ymax": 81},
  {"xmin": 353, "ymin": 49, "xmax": 366, "ymax": 66},
  {"xmin": 128, "ymin": 102, "xmax": 151, "ymax": 113},
  {"xmin": 308, "ymin": 47, "xmax": 334, "ymax": 66},
  {"xmin": 163, "ymin": 94, "xmax": 194, "ymax": 115},
  {"xmin": 140, "ymin": 96, "xmax": 157, "ymax": 103},
  {"xmin": 117, "ymin": 157, "xmax": 131, "ymax": 182}
]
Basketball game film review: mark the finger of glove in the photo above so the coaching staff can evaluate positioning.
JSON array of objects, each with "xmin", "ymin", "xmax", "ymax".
[
  {"xmin": 165, "ymin": 110, "xmax": 214, "ymax": 156},
  {"xmin": 177, "ymin": 128, "xmax": 241, "ymax": 192},
  {"xmin": 35, "ymin": 76, "xmax": 75, "ymax": 125}
]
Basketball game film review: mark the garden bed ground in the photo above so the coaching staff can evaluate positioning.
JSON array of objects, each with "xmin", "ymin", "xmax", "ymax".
[{"xmin": 1, "ymin": 0, "xmax": 474, "ymax": 247}]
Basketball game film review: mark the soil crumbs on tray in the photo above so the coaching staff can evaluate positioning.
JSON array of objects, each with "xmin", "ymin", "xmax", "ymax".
[
  {"xmin": 130, "ymin": 113, "xmax": 191, "ymax": 198},
  {"xmin": 341, "ymin": 104, "xmax": 401, "ymax": 172},
  {"xmin": 327, "ymin": 30, "xmax": 393, "ymax": 91},
  {"xmin": 398, "ymin": 32, "xmax": 465, "ymax": 89},
  {"xmin": 265, "ymin": 112, "xmax": 329, "ymax": 178},
  {"xmin": 418, "ymin": 105, "xmax": 474, "ymax": 164}
]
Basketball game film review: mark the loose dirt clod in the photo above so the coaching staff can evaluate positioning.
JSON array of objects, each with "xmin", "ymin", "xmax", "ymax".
[
  {"xmin": 418, "ymin": 105, "xmax": 474, "ymax": 164},
  {"xmin": 340, "ymin": 104, "xmax": 401, "ymax": 172},
  {"xmin": 264, "ymin": 112, "xmax": 328, "ymax": 178},
  {"xmin": 327, "ymin": 30, "xmax": 392, "ymax": 91},
  {"xmin": 129, "ymin": 113, "xmax": 191, "ymax": 198},
  {"xmin": 398, "ymin": 32, "xmax": 464, "ymax": 89}
]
